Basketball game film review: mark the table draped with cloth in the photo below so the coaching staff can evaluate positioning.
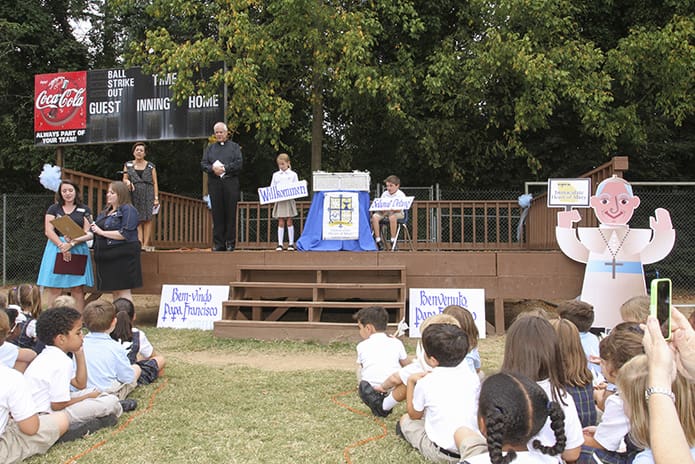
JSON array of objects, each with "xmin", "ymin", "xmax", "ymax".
[{"xmin": 296, "ymin": 191, "xmax": 377, "ymax": 251}]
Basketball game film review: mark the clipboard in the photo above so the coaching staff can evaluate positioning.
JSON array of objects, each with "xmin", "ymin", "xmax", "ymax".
[
  {"xmin": 54, "ymin": 253, "xmax": 88, "ymax": 275},
  {"xmin": 51, "ymin": 215, "xmax": 86, "ymax": 239}
]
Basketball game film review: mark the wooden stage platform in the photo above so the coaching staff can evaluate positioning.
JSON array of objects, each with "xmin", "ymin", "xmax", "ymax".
[{"xmin": 138, "ymin": 249, "xmax": 583, "ymax": 341}]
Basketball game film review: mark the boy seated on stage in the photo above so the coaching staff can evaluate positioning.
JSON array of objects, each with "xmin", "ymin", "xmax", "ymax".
[
  {"xmin": 354, "ymin": 306, "xmax": 409, "ymax": 417},
  {"xmin": 82, "ymin": 301, "xmax": 141, "ymax": 402},
  {"xmin": 371, "ymin": 175, "xmax": 406, "ymax": 251}
]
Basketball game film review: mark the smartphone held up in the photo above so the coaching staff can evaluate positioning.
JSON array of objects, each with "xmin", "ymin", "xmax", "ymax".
[{"xmin": 649, "ymin": 277, "xmax": 672, "ymax": 340}]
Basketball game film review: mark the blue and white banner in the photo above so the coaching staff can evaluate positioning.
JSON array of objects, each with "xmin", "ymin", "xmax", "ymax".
[
  {"xmin": 157, "ymin": 284, "xmax": 229, "ymax": 330},
  {"xmin": 369, "ymin": 196, "xmax": 415, "ymax": 211},
  {"xmin": 408, "ymin": 288, "xmax": 486, "ymax": 338},
  {"xmin": 258, "ymin": 180, "xmax": 309, "ymax": 205},
  {"xmin": 322, "ymin": 191, "xmax": 359, "ymax": 240}
]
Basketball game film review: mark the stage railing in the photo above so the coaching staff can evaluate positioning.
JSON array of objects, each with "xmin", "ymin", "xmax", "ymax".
[
  {"xmin": 236, "ymin": 199, "xmax": 525, "ymax": 250},
  {"xmin": 63, "ymin": 156, "xmax": 627, "ymax": 251},
  {"xmin": 62, "ymin": 168, "xmax": 212, "ymax": 249}
]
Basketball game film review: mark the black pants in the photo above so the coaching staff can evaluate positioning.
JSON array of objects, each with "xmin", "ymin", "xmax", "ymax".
[{"xmin": 208, "ymin": 176, "xmax": 239, "ymax": 248}]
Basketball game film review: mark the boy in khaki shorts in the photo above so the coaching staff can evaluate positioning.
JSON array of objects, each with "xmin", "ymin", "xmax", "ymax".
[
  {"xmin": 371, "ymin": 175, "xmax": 406, "ymax": 251},
  {"xmin": 0, "ymin": 364, "xmax": 69, "ymax": 463}
]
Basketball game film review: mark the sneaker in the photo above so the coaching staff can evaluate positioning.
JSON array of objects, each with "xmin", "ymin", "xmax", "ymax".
[
  {"xmin": 358, "ymin": 380, "xmax": 390, "ymax": 417},
  {"xmin": 375, "ymin": 239, "xmax": 384, "ymax": 251},
  {"xmin": 287, "ymin": 244, "xmax": 295, "ymax": 251},
  {"xmin": 276, "ymin": 245, "xmax": 284, "ymax": 251},
  {"xmin": 57, "ymin": 414, "xmax": 118, "ymax": 443},
  {"xmin": 119, "ymin": 399, "xmax": 138, "ymax": 412}
]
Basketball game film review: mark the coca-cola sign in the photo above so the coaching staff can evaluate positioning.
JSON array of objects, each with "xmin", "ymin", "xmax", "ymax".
[
  {"xmin": 34, "ymin": 72, "xmax": 87, "ymax": 135},
  {"xmin": 35, "ymin": 66, "xmax": 223, "ymax": 146}
]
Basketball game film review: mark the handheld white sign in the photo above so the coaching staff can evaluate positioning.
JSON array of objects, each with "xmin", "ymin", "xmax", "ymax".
[
  {"xmin": 547, "ymin": 178, "xmax": 592, "ymax": 208},
  {"xmin": 369, "ymin": 196, "xmax": 415, "ymax": 211},
  {"xmin": 258, "ymin": 180, "xmax": 309, "ymax": 205},
  {"xmin": 157, "ymin": 284, "xmax": 229, "ymax": 330},
  {"xmin": 408, "ymin": 288, "xmax": 486, "ymax": 338}
]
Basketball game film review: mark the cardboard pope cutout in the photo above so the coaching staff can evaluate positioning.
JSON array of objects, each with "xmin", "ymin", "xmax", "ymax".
[{"xmin": 556, "ymin": 176, "xmax": 675, "ymax": 329}]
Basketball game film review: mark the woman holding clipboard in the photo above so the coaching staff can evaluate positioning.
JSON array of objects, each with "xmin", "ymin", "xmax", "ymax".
[{"xmin": 37, "ymin": 180, "xmax": 94, "ymax": 311}]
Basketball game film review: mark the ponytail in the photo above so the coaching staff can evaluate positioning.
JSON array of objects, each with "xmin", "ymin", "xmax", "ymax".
[
  {"xmin": 484, "ymin": 408, "xmax": 517, "ymax": 464},
  {"xmin": 531, "ymin": 401, "xmax": 566, "ymax": 456},
  {"xmin": 111, "ymin": 309, "xmax": 133, "ymax": 342}
]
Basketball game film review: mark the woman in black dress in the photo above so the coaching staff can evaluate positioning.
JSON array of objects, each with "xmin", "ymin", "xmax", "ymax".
[
  {"xmin": 123, "ymin": 142, "xmax": 159, "ymax": 250},
  {"xmin": 90, "ymin": 181, "xmax": 142, "ymax": 301}
]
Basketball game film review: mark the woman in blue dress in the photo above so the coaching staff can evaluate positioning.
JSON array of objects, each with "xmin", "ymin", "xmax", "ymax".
[{"xmin": 37, "ymin": 180, "xmax": 94, "ymax": 312}]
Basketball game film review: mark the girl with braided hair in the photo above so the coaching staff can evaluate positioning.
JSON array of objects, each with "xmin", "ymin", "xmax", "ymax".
[
  {"xmin": 454, "ymin": 371, "xmax": 566, "ymax": 463},
  {"xmin": 500, "ymin": 315, "xmax": 584, "ymax": 462}
]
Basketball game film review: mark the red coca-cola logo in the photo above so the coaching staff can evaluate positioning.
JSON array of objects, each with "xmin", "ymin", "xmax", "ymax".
[{"xmin": 34, "ymin": 71, "xmax": 87, "ymax": 131}]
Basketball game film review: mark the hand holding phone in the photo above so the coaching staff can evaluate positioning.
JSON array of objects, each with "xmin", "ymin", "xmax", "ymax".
[{"xmin": 649, "ymin": 278, "xmax": 672, "ymax": 340}]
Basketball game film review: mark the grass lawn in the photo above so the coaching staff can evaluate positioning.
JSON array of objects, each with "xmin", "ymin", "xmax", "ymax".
[{"xmin": 25, "ymin": 328, "xmax": 506, "ymax": 464}]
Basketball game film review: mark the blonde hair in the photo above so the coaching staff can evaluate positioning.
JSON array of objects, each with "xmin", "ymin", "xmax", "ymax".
[
  {"xmin": 550, "ymin": 318, "xmax": 593, "ymax": 386},
  {"xmin": 53, "ymin": 295, "xmax": 77, "ymax": 309},
  {"xmin": 619, "ymin": 295, "xmax": 650, "ymax": 323},
  {"xmin": 420, "ymin": 313, "xmax": 459, "ymax": 333},
  {"xmin": 276, "ymin": 153, "xmax": 291, "ymax": 164},
  {"xmin": 0, "ymin": 310, "xmax": 9, "ymax": 340},
  {"xmin": 617, "ymin": 354, "xmax": 695, "ymax": 449},
  {"xmin": 443, "ymin": 305, "xmax": 479, "ymax": 350}
]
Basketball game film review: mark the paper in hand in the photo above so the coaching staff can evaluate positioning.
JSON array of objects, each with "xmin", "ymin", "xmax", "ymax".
[{"xmin": 51, "ymin": 215, "xmax": 85, "ymax": 239}]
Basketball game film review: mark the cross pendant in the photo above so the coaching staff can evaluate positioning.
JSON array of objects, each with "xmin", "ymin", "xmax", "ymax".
[{"xmin": 605, "ymin": 257, "xmax": 623, "ymax": 279}]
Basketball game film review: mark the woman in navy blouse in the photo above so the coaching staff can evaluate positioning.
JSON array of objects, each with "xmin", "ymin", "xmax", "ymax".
[{"xmin": 91, "ymin": 181, "xmax": 142, "ymax": 300}]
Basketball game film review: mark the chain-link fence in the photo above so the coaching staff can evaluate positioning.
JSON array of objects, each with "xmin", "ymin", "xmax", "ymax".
[{"xmin": 3, "ymin": 185, "xmax": 694, "ymax": 293}]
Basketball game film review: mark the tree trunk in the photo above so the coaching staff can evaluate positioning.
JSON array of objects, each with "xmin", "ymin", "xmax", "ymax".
[{"xmin": 311, "ymin": 73, "xmax": 323, "ymax": 175}]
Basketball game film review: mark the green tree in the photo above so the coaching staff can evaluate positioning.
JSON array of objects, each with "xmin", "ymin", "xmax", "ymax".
[
  {"xmin": 0, "ymin": 0, "xmax": 91, "ymax": 192},
  {"xmin": 115, "ymin": 0, "xmax": 420, "ymax": 174}
]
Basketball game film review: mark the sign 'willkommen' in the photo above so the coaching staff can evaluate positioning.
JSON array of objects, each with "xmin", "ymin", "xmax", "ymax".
[{"xmin": 258, "ymin": 180, "xmax": 309, "ymax": 205}]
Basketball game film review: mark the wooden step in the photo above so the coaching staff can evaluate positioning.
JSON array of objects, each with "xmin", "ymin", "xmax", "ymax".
[{"xmin": 222, "ymin": 299, "xmax": 405, "ymax": 323}]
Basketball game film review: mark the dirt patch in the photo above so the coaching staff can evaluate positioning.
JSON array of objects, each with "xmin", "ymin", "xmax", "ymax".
[{"xmin": 168, "ymin": 350, "xmax": 357, "ymax": 372}]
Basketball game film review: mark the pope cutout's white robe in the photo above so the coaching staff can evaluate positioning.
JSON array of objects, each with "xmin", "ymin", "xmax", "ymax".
[{"xmin": 556, "ymin": 224, "xmax": 675, "ymax": 328}]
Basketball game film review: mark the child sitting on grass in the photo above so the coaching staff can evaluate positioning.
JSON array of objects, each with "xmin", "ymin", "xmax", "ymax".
[
  {"xmin": 550, "ymin": 318, "xmax": 597, "ymax": 428},
  {"xmin": 0, "ymin": 309, "xmax": 35, "ymax": 372},
  {"xmin": 354, "ymin": 306, "xmax": 409, "ymax": 417},
  {"xmin": 24, "ymin": 307, "xmax": 123, "ymax": 442},
  {"xmin": 502, "ymin": 315, "xmax": 584, "ymax": 463},
  {"xmin": 1, "ymin": 363, "xmax": 69, "ymax": 463},
  {"xmin": 82, "ymin": 300, "xmax": 141, "ymax": 401},
  {"xmin": 454, "ymin": 371, "xmax": 567, "ymax": 463},
  {"xmin": 111, "ymin": 298, "xmax": 166, "ymax": 384},
  {"xmin": 442, "ymin": 304, "xmax": 481, "ymax": 375},
  {"xmin": 580, "ymin": 323, "xmax": 645, "ymax": 463},
  {"xmin": 619, "ymin": 295, "xmax": 650, "ymax": 324},
  {"xmin": 618, "ymin": 354, "xmax": 695, "ymax": 464},
  {"xmin": 367, "ymin": 314, "xmax": 459, "ymax": 417},
  {"xmin": 558, "ymin": 299, "xmax": 602, "ymax": 381},
  {"xmin": 397, "ymin": 323, "xmax": 480, "ymax": 463}
]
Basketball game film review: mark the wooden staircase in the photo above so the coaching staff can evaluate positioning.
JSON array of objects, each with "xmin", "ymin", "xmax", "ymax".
[{"xmin": 213, "ymin": 265, "xmax": 406, "ymax": 342}]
